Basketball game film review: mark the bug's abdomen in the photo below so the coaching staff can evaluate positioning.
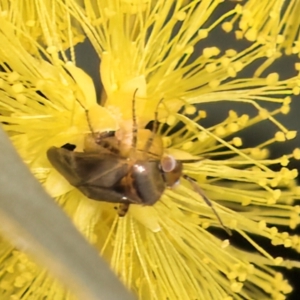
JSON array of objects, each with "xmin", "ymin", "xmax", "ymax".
[{"xmin": 129, "ymin": 160, "xmax": 166, "ymax": 205}]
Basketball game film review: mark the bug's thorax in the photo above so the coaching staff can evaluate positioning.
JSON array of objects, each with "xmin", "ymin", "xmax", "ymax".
[
  {"xmin": 84, "ymin": 127, "xmax": 164, "ymax": 160},
  {"xmin": 119, "ymin": 125, "xmax": 164, "ymax": 160}
]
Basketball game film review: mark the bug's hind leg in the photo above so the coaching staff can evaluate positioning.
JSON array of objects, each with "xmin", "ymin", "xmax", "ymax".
[{"xmin": 118, "ymin": 203, "xmax": 130, "ymax": 217}]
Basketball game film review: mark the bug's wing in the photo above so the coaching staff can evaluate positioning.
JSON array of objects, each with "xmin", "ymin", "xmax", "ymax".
[
  {"xmin": 76, "ymin": 185, "xmax": 131, "ymax": 203},
  {"xmin": 47, "ymin": 147, "xmax": 129, "ymax": 188}
]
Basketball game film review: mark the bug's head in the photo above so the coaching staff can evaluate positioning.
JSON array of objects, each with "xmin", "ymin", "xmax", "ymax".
[{"xmin": 160, "ymin": 155, "xmax": 183, "ymax": 187}]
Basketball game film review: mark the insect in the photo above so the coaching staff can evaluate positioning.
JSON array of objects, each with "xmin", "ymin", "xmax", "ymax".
[{"xmin": 47, "ymin": 90, "xmax": 231, "ymax": 235}]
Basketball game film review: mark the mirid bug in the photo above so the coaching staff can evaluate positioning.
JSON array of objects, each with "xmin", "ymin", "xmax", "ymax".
[{"xmin": 47, "ymin": 90, "xmax": 231, "ymax": 234}]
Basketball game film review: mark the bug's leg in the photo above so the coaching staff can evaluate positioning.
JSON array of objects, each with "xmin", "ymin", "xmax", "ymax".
[
  {"xmin": 143, "ymin": 97, "xmax": 164, "ymax": 155},
  {"xmin": 131, "ymin": 89, "xmax": 139, "ymax": 150},
  {"xmin": 183, "ymin": 174, "xmax": 232, "ymax": 236},
  {"xmin": 95, "ymin": 131, "xmax": 115, "ymax": 145},
  {"xmin": 118, "ymin": 203, "xmax": 130, "ymax": 217},
  {"xmin": 61, "ymin": 143, "xmax": 76, "ymax": 151},
  {"xmin": 75, "ymin": 98, "xmax": 96, "ymax": 138}
]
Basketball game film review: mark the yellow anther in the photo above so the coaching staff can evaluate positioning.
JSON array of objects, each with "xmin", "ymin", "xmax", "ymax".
[
  {"xmin": 258, "ymin": 220, "xmax": 266, "ymax": 230},
  {"xmin": 185, "ymin": 46, "xmax": 194, "ymax": 54},
  {"xmin": 222, "ymin": 22, "xmax": 233, "ymax": 32},
  {"xmin": 232, "ymin": 137, "xmax": 242, "ymax": 147},
  {"xmin": 198, "ymin": 110, "xmax": 207, "ymax": 118},
  {"xmin": 7, "ymin": 72, "xmax": 20, "ymax": 82},
  {"xmin": 245, "ymin": 28, "xmax": 257, "ymax": 41},
  {"xmin": 221, "ymin": 57, "xmax": 231, "ymax": 67},
  {"xmin": 12, "ymin": 83, "xmax": 24, "ymax": 93},
  {"xmin": 229, "ymin": 110, "xmax": 238, "ymax": 119},
  {"xmin": 182, "ymin": 141, "xmax": 193, "ymax": 150},
  {"xmin": 205, "ymin": 63, "xmax": 217, "ymax": 73},
  {"xmin": 227, "ymin": 123, "xmax": 239, "ymax": 132},
  {"xmin": 185, "ymin": 105, "xmax": 196, "ymax": 115},
  {"xmin": 283, "ymin": 96, "xmax": 291, "ymax": 105},
  {"xmin": 295, "ymin": 62, "xmax": 300, "ymax": 71},
  {"xmin": 203, "ymin": 47, "xmax": 220, "ymax": 58},
  {"xmin": 280, "ymin": 155, "xmax": 289, "ymax": 166},
  {"xmin": 286, "ymin": 131, "xmax": 297, "ymax": 140},
  {"xmin": 166, "ymin": 115, "xmax": 176, "ymax": 126},
  {"xmin": 274, "ymin": 257, "xmax": 283, "ymax": 265},
  {"xmin": 233, "ymin": 61, "xmax": 243, "ymax": 72},
  {"xmin": 273, "ymin": 189, "xmax": 281, "ymax": 200},
  {"xmin": 227, "ymin": 67, "xmax": 237, "ymax": 77},
  {"xmin": 293, "ymin": 148, "xmax": 300, "ymax": 159},
  {"xmin": 275, "ymin": 131, "xmax": 286, "ymax": 142},
  {"xmin": 198, "ymin": 29, "xmax": 208, "ymax": 39},
  {"xmin": 280, "ymin": 105, "xmax": 290, "ymax": 114},
  {"xmin": 209, "ymin": 80, "xmax": 220, "ymax": 88},
  {"xmin": 235, "ymin": 30, "xmax": 243, "ymax": 39},
  {"xmin": 225, "ymin": 49, "xmax": 237, "ymax": 57},
  {"xmin": 221, "ymin": 239, "xmax": 230, "ymax": 249},
  {"xmin": 266, "ymin": 73, "xmax": 279, "ymax": 85},
  {"xmin": 227, "ymin": 272, "xmax": 237, "ymax": 280},
  {"xmin": 215, "ymin": 126, "xmax": 226, "ymax": 136},
  {"xmin": 230, "ymin": 282, "xmax": 243, "ymax": 293},
  {"xmin": 46, "ymin": 46, "xmax": 57, "ymax": 54},
  {"xmin": 292, "ymin": 86, "xmax": 300, "ymax": 95},
  {"xmin": 176, "ymin": 11, "xmax": 186, "ymax": 21}
]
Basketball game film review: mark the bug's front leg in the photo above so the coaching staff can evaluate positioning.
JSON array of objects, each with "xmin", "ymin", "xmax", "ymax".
[
  {"xmin": 94, "ymin": 131, "xmax": 115, "ymax": 144},
  {"xmin": 117, "ymin": 203, "xmax": 130, "ymax": 217},
  {"xmin": 84, "ymin": 132, "xmax": 119, "ymax": 154}
]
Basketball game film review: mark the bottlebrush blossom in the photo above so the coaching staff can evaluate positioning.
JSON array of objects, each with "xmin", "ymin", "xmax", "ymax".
[
  {"xmin": 0, "ymin": 1, "xmax": 300, "ymax": 299},
  {"xmin": 224, "ymin": 0, "xmax": 300, "ymax": 76}
]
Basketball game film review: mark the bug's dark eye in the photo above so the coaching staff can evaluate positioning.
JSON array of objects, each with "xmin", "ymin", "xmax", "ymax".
[
  {"xmin": 61, "ymin": 143, "xmax": 76, "ymax": 151},
  {"xmin": 160, "ymin": 155, "xmax": 176, "ymax": 172}
]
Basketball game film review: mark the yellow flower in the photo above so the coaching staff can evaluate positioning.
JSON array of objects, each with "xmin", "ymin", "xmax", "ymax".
[
  {"xmin": 0, "ymin": 1, "xmax": 300, "ymax": 299},
  {"xmin": 224, "ymin": 0, "xmax": 300, "ymax": 75}
]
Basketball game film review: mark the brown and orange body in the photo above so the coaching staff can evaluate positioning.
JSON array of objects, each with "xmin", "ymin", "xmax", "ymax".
[
  {"xmin": 47, "ymin": 92, "xmax": 230, "ymax": 234},
  {"xmin": 47, "ymin": 127, "xmax": 182, "ymax": 216}
]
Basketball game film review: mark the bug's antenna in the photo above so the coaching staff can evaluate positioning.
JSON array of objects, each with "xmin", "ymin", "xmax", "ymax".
[
  {"xmin": 131, "ymin": 88, "xmax": 139, "ymax": 150},
  {"xmin": 183, "ymin": 174, "xmax": 232, "ymax": 236},
  {"xmin": 76, "ymin": 99, "xmax": 95, "ymax": 138},
  {"xmin": 143, "ymin": 97, "xmax": 164, "ymax": 155}
]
